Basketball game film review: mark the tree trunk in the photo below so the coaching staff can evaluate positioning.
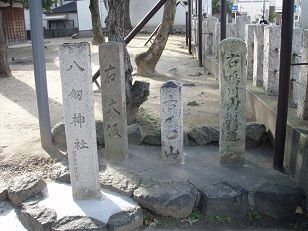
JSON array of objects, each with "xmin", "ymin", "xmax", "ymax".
[
  {"xmin": 0, "ymin": 9, "xmax": 12, "ymax": 78},
  {"xmin": 123, "ymin": 0, "xmax": 132, "ymax": 36},
  {"xmin": 106, "ymin": 0, "xmax": 149, "ymax": 124},
  {"xmin": 135, "ymin": 0, "xmax": 176, "ymax": 76},
  {"xmin": 89, "ymin": 0, "xmax": 106, "ymax": 45}
]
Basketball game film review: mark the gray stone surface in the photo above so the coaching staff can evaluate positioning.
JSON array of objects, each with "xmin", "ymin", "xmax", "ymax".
[
  {"xmin": 297, "ymin": 30, "xmax": 308, "ymax": 119},
  {"xmin": 100, "ymin": 42, "xmax": 128, "ymax": 161},
  {"xmin": 8, "ymin": 173, "xmax": 46, "ymax": 207},
  {"xmin": 99, "ymin": 166, "xmax": 140, "ymax": 197},
  {"xmin": 291, "ymin": 28, "xmax": 303, "ymax": 105},
  {"xmin": 49, "ymin": 161, "xmax": 70, "ymax": 184},
  {"xmin": 219, "ymin": 38, "xmax": 247, "ymax": 164},
  {"xmin": 127, "ymin": 123, "xmax": 144, "ymax": 145},
  {"xmin": 106, "ymin": 207, "xmax": 143, "ymax": 231},
  {"xmin": 245, "ymin": 24, "xmax": 256, "ymax": 80},
  {"xmin": 236, "ymin": 16, "xmax": 251, "ymax": 41},
  {"xmin": 0, "ymin": 182, "xmax": 8, "ymax": 201},
  {"xmin": 143, "ymin": 134, "xmax": 161, "ymax": 146},
  {"xmin": 187, "ymin": 125, "xmax": 219, "ymax": 145},
  {"xmin": 20, "ymin": 204, "xmax": 57, "ymax": 231},
  {"xmin": 245, "ymin": 122, "xmax": 266, "ymax": 148},
  {"xmin": 59, "ymin": 42, "xmax": 101, "ymax": 200},
  {"xmin": 52, "ymin": 121, "xmax": 67, "ymax": 151},
  {"xmin": 160, "ymin": 81, "xmax": 183, "ymax": 164},
  {"xmin": 226, "ymin": 23, "xmax": 236, "ymax": 38},
  {"xmin": 201, "ymin": 181, "xmax": 249, "ymax": 221},
  {"xmin": 214, "ymin": 22, "xmax": 221, "ymax": 58},
  {"xmin": 133, "ymin": 181, "xmax": 199, "ymax": 219},
  {"xmin": 254, "ymin": 182, "xmax": 304, "ymax": 219},
  {"xmin": 253, "ymin": 24, "xmax": 265, "ymax": 87},
  {"xmin": 205, "ymin": 17, "xmax": 218, "ymax": 55},
  {"xmin": 52, "ymin": 216, "xmax": 107, "ymax": 231},
  {"xmin": 263, "ymin": 26, "xmax": 281, "ymax": 96}
]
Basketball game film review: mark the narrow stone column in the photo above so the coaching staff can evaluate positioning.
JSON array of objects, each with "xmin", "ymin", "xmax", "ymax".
[
  {"xmin": 263, "ymin": 26, "xmax": 281, "ymax": 95},
  {"xmin": 160, "ymin": 81, "xmax": 183, "ymax": 164},
  {"xmin": 297, "ymin": 30, "xmax": 308, "ymax": 119},
  {"xmin": 214, "ymin": 22, "xmax": 221, "ymax": 58},
  {"xmin": 99, "ymin": 42, "xmax": 128, "ymax": 161},
  {"xmin": 59, "ymin": 42, "xmax": 101, "ymax": 200},
  {"xmin": 253, "ymin": 24, "xmax": 266, "ymax": 87},
  {"xmin": 236, "ymin": 16, "xmax": 251, "ymax": 41},
  {"xmin": 226, "ymin": 23, "xmax": 237, "ymax": 38},
  {"xmin": 291, "ymin": 28, "xmax": 303, "ymax": 105},
  {"xmin": 219, "ymin": 38, "xmax": 247, "ymax": 164},
  {"xmin": 245, "ymin": 24, "xmax": 256, "ymax": 80}
]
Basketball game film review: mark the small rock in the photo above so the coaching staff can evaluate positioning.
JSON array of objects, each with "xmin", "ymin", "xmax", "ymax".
[
  {"xmin": 254, "ymin": 182, "xmax": 304, "ymax": 219},
  {"xmin": 168, "ymin": 68, "xmax": 177, "ymax": 75},
  {"xmin": 99, "ymin": 167, "xmax": 140, "ymax": 197},
  {"xmin": 20, "ymin": 204, "xmax": 57, "ymax": 231},
  {"xmin": 8, "ymin": 173, "xmax": 47, "ymax": 207},
  {"xmin": 201, "ymin": 181, "xmax": 249, "ymax": 221},
  {"xmin": 128, "ymin": 123, "xmax": 144, "ymax": 145},
  {"xmin": 187, "ymin": 101, "xmax": 200, "ymax": 106},
  {"xmin": 142, "ymin": 134, "xmax": 161, "ymax": 146},
  {"xmin": 52, "ymin": 216, "xmax": 107, "ymax": 231},
  {"xmin": 246, "ymin": 122, "xmax": 266, "ymax": 148},
  {"xmin": 187, "ymin": 125, "xmax": 219, "ymax": 145},
  {"xmin": 52, "ymin": 121, "xmax": 67, "ymax": 151},
  {"xmin": 0, "ymin": 182, "xmax": 8, "ymax": 201},
  {"xmin": 183, "ymin": 82, "xmax": 196, "ymax": 87},
  {"xmin": 71, "ymin": 33, "xmax": 79, "ymax": 39},
  {"xmin": 133, "ymin": 181, "xmax": 199, "ymax": 219},
  {"xmin": 107, "ymin": 207, "xmax": 143, "ymax": 231},
  {"xmin": 49, "ymin": 161, "xmax": 70, "ymax": 184}
]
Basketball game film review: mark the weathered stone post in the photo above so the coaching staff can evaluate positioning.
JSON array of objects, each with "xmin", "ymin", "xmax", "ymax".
[
  {"xmin": 59, "ymin": 42, "xmax": 101, "ymax": 200},
  {"xmin": 253, "ymin": 24, "xmax": 265, "ymax": 87},
  {"xmin": 236, "ymin": 16, "xmax": 251, "ymax": 41},
  {"xmin": 226, "ymin": 23, "xmax": 237, "ymax": 38},
  {"xmin": 263, "ymin": 26, "xmax": 281, "ymax": 95},
  {"xmin": 219, "ymin": 38, "xmax": 247, "ymax": 164},
  {"xmin": 214, "ymin": 22, "xmax": 221, "ymax": 58},
  {"xmin": 297, "ymin": 30, "xmax": 308, "ymax": 119},
  {"xmin": 291, "ymin": 28, "xmax": 303, "ymax": 105},
  {"xmin": 99, "ymin": 42, "xmax": 128, "ymax": 161},
  {"xmin": 245, "ymin": 24, "xmax": 256, "ymax": 80},
  {"xmin": 160, "ymin": 81, "xmax": 183, "ymax": 164}
]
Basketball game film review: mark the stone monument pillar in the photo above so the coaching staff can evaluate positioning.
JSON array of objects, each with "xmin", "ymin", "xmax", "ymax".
[
  {"xmin": 219, "ymin": 38, "xmax": 247, "ymax": 164},
  {"xmin": 263, "ymin": 26, "xmax": 281, "ymax": 95},
  {"xmin": 99, "ymin": 42, "xmax": 128, "ymax": 161},
  {"xmin": 245, "ymin": 24, "xmax": 256, "ymax": 80},
  {"xmin": 59, "ymin": 42, "xmax": 101, "ymax": 200},
  {"xmin": 160, "ymin": 81, "xmax": 183, "ymax": 164},
  {"xmin": 253, "ymin": 24, "xmax": 265, "ymax": 87}
]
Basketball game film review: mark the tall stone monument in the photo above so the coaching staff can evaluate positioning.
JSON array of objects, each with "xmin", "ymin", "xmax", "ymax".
[
  {"xmin": 263, "ymin": 26, "xmax": 281, "ymax": 95},
  {"xmin": 245, "ymin": 24, "xmax": 256, "ymax": 80},
  {"xmin": 219, "ymin": 38, "xmax": 247, "ymax": 164},
  {"xmin": 160, "ymin": 81, "xmax": 183, "ymax": 164},
  {"xmin": 297, "ymin": 30, "xmax": 308, "ymax": 119},
  {"xmin": 59, "ymin": 42, "xmax": 101, "ymax": 200},
  {"xmin": 99, "ymin": 42, "xmax": 128, "ymax": 161},
  {"xmin": 253, "ymin": 24, "xmax": 265, "ymax": 87},
  {"xmin": 236, "ymin": 16, "xmax": 251, "ymax": 41}
]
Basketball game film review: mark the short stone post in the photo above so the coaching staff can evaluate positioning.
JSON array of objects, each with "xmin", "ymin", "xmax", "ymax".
[
  {"xmin": 263, "ymin": 26, "xmax": 281, "ymax": 95},
  {"xmin": 99, "ymin": 42, "xmax": 128, "ymax": 161},
  {"xmin": 245, "ymin": 24, "xmax": 256, "ymax": 80},
  {"xmin": 219, "ymin": 38, "xmax": 247, "ymax": 164},
  {"xmin": 236, "ymin": 16, "xmax": 251, "ymax": 41},
  {"xmin": 253, "ymin": 24, "xmax": 266, "ymax": 87},
  {"xmin": 214, "ymin": 22, "xmax": 221, "ymax": 58},
  {"xmin": 160, "ymin": 81, "xmax": 183, "ymax": 164},
  {"xmin": 202, "ymin": 19, "xmax": 208, "ymax": 56},
  {"xmin": 291, "ymin": 28, "xmax": 303, "ymax": 105},
  {"xmin": 59, "ymin": 42, "xmax": 101, "ymax": 200},
  {"xmin": 297, "ymin": 30, "xmax": 308, "ymax": 119}
]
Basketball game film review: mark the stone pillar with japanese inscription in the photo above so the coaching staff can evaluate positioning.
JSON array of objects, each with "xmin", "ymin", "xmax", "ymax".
[
  {"xmin": 219, "ymin": 38, "xmax": 247, "ymax": 164},
  {"xmin": 59, "ymin": 42, "xmax": 101, "ymax": 200},
  {"xmin": 253, "ymin": 24, "xmax": 265, "ymax": 87},
  {"xmin": 245, "ymin": 24, "xmax": 256, "ymax": 80},
  {"xmin": 160, "ymin": 81, "xmax": 183, "ymax": 164},
  {"xmin": 99, "ymin": 42, "xmax": 128, "ymax": 161},
  {"xmin": 297, "ymin": 30, "xmax": 308, "ymax": 119},
  {"xmin": 263, "ymin": 25, "xmax": 281, "ymax": 95}
]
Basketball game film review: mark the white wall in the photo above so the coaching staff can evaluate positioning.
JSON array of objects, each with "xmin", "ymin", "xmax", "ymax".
[
  {"xmin": 237, "ymin": 0, "xmax": 269, "ymax": 22},
  {"xmin": 301, "ymin": 0, "xmax": 308, "ymax": 28}
]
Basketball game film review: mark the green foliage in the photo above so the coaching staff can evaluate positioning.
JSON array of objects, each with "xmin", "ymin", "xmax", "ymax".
[
  {"xmin": 212, "ymin": 0, "xmax": 233, "ymax": 14},
  {"xmin": 207, "ymin": 215, "xmax": 235, "ymax": 224},
  {"xmin": 188, "ymin": 210, "xmax": 202, "ymax": 222},
  {"xmin": 268, "ymin": 12, "xmax": 278, "ymax": 23},
  {"xmin": 0, "ymin": 0, "xmax": 58, "ymax": 12},
  {"xmin": 249, "ymin": 210, "xmax": 261, "ymax": 222}
]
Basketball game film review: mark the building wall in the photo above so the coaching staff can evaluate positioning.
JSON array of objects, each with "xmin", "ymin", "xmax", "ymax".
[{"xmin": 301, "ymin": 0, "xmax": 308, "ymax": 28}]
